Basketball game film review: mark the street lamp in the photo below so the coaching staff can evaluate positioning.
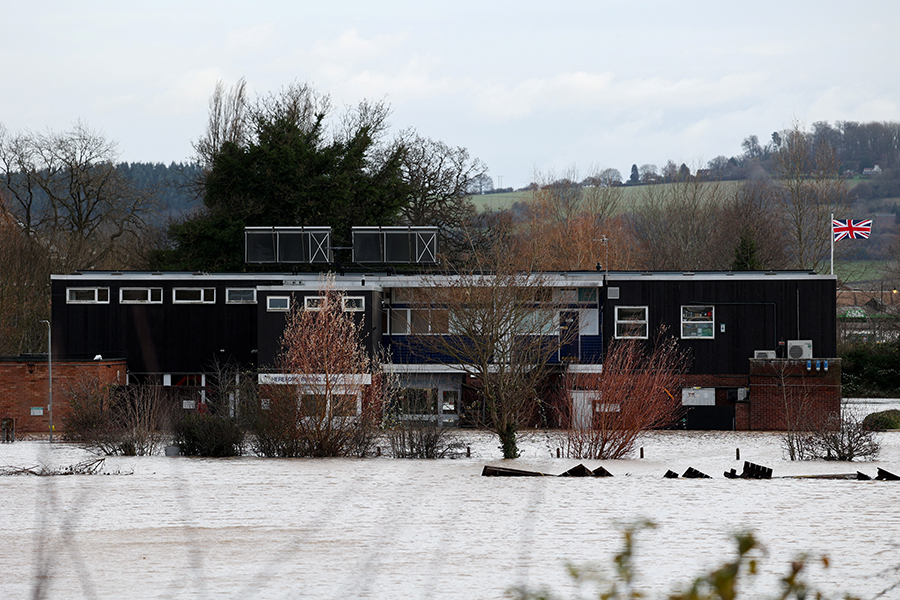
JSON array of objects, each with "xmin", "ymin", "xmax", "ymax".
[{"xmin": 40, "ymin": 320, "xmax": 52, "ymax": 442}]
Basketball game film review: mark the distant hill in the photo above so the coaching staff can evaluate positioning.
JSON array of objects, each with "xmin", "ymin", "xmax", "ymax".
[{"xmin": 117, "ymin": 162, "xmax": 204, "ymax": 224}]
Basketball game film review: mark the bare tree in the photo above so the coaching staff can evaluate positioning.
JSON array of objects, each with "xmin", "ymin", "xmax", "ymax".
[
  {"xmin": 0, "ymin": 194, "xmax": 49, "ymax": 354},
  {"xmin": 63, "ymin": 375, "xmax": 173, "ymax": 456},
  {"xmin": 712, "ymin": 178, "xmax": 789, "ymax": 270},
  {"xmin": 410, "ymin": 266, "xmax": 576, "ymax": 458},
  {"xmin": 509, "ymin": 167, "xmax": 623, "ymax": 271},
  {"xmin": 772, "ymin": 122, "xmax": 851, "ymax": 271},
  {"xmin": 392, "ymin": 129, "xmax": 484, "ymax": 262},
  {"xmin": 639, "ymin": 164, "xmax": 659, "ymax": 184},
  {"xmin": 193, "ymin": 78, "xmax": 250, "ymax": 170},
  {"xmin": 630, "ymin": 176, "xmax": 726, "ymax": 270},
  {"xmin": 0, "ymin": 120, "xmax": 158, "ymax": 271},
  {"xmin": 561, "ymin": 326, "xmax": 688, "ymax": 459}
]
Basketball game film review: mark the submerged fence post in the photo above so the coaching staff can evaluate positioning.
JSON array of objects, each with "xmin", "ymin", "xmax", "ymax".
[
  {"xmin": 736, "ymin": 448, "xmax": 740, "ymax": 460},
  {"xmin": 640, "ymin": 447, "xmax": 644, "ymax": 459}
]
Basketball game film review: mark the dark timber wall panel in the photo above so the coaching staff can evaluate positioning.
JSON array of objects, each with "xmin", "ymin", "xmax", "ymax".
[{"xmin": 604, "ymin": 274, "xmax": 836, "ymax": 375}]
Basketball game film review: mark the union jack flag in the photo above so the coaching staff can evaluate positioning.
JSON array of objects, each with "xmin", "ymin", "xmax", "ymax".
[{"xmin": 833, "ymin": 219, "xmax": 872, "ymax": 241}]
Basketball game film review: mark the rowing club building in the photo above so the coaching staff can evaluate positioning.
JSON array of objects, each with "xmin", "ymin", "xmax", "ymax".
[{"xmin": 5, "ymin": 227, "xmax": 841, "ymax": 433}]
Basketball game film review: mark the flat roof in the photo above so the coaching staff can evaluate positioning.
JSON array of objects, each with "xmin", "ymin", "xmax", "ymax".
[{"xmin": 51, "ymin": 270, "xmax": 834, "ymax": 284}]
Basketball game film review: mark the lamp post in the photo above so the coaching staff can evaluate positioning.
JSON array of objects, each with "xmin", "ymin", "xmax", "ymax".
[{"xmin": 40, "ymin": 320, "xmax": 52, "ymax": 442}]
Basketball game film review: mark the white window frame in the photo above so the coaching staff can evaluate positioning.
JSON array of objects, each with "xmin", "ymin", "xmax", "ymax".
[
  {"xmin": 304, "ymin": 296, "xmax": 326, "ymax": 311},
  {"xmin": 267, "ymin": 296, "xmax": 290, "ymax": 312},
  {"xmin": 342, "ymin": 296, "xmax": 365, "ymax": 312},
  {"xmin": 120, "ymin": 287, "xmax": 163, "ymax": 304},
  {"xmin": 614, "ymin": 306, "xmax": 648, "ymax": 339},
  {"xmin": 226, "ymin": 288, "xmax": 257, "ymax": 304},
  {"xmin": 173, "ymin": 288, "xmax": 216, "ymax": 304},
  {"xmin": 66, "ymin": 287, "xmax": 110, "ymax": 304},
  {"xmin": 681, "ymin": 305, "xmax": 715, "ymax": 339}
]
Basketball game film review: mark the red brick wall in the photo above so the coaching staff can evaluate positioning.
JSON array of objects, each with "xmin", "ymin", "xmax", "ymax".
[
  {"xmin": 747, "ymin": 359, "xmax": 841, "ymax": 431},
  {"xmin": 0, "ymin": 359, "xmax": 126, "ymax": 435}
]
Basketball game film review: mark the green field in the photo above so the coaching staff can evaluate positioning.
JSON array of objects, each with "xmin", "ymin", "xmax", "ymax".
[
  {"xmin": 833, "ymin": 260, "xmax": 894, "ymax": 284},
  {"xmin": 471, "ymin": 181, "xmax": 746, "ymax": 213}
]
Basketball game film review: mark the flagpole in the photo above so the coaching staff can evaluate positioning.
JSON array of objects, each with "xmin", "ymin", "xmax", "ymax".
[{"xmin": 830, "ymin": 212, "xmax": 834, "ymax": 276}]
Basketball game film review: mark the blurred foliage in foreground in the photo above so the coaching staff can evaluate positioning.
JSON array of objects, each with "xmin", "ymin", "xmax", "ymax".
[{"xmin": 511, "ymin": 521, "xmax": 866, "ymax": 600}]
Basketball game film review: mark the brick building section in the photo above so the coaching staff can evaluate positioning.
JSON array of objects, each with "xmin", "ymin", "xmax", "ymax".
[
  {"xmin": 0, "ymin": 358, "xmax": 126, "ymax": 435},
  {"xmin": 746, "ymin": 358, "xmax": 841, "ymax": 431}
]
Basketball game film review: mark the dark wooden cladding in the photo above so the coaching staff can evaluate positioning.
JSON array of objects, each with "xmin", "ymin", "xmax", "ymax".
[
  {"xmin": 51, "ymin": 271, "xmax": 835, "ymax": 384},
  {"xmin": 51, "ymin": 276, "xmax": 279, "ymax": 373},
  {"xmin": 604, "ymin": 274, "xmax": 836, "ymax": 374},
  {"xmin": 255, "ymin": 289, "xmax": 380, "ymax": 367}
]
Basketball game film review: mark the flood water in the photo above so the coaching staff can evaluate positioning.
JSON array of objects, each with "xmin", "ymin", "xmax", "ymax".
[{"xmin": 2, "ymin": 427, "xmax": 899, "ymax": 600}]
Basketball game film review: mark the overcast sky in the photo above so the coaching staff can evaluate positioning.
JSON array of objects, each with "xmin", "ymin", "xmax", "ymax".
[{"xmin": 3, "ymin": 1, "xmax": 899, "ymax": 189}]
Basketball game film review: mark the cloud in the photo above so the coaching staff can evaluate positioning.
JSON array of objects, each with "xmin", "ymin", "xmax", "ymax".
[
  {"xmin": 312, "ymin": 29, "xmax": 408, "ymax": 68},
  {"xmin": 471, "ymin": 71, "xmax": 771, "ymax": 121},
  {"xmin": 226, "ymin": 22, "xmax": 280, "ymax": 53},
  {"xmin": 147, "ymin": 68, "xmax": 225, "ymax": 117}
]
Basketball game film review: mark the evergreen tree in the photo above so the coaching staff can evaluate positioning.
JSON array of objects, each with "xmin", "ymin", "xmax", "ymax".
[
  {"xmin": 731, "ymin": 230, "xmax": 762, "ymax": 271},
  {"xmin": 152, "ymin": 84, "xmax": 407, "ymax": 272}
]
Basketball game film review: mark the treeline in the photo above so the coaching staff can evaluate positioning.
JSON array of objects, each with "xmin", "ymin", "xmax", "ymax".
[
  {"xmin": 116, "ymin": 161, "xmax": 203, "ymax": 222},
  {"xmin": 702, "ymin": 120, "xmax": 900, "ymax": 190},
  {"xmin": 516, "ymin": 120, "xmax": 900, "ymax": 198}
]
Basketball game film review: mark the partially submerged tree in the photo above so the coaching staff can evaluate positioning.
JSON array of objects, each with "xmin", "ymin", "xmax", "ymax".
[
  {"xmin": 410, "ymin": 267, "xmax": 577, "ymax": 459},
  {"xmin": 63, "ymin": 375, "xmax": 174, "ymax": 456},
  {"xmin": 251, "ymin": 278, "xmax": 383, "ymax": 457},
  {"xmin": 561, "ymin": 326, "xmax": 688, "ymax": 460}
]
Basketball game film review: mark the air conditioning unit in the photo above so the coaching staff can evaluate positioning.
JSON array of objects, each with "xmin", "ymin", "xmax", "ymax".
[
  {"xmin": 754, "ymin": 350, "xmax": 777, "ymax": 359},
  {"xmin": 787, "ymin": 340, "xmax": 813, "ymax": 359}
]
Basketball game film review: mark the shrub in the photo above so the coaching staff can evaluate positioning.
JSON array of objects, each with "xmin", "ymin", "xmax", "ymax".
[
  {"xmin": 862, "ymin": 409, "xmax": 900, "ymax": 430},
  {"xmin": 782, "ymin": 408, "xmax": 881, "ymax": 461},
  {"xmin": 561, "ymin": 326, "xmax": 688, "ymax": 460},
  {"xmin": 174, "ymin": 414, "xmax": 244, "ymax": 457},
  {"xmin": 840, "ymin": 342, "xmax": 900, "ymax": 397},
  {"xmin": 64, "ymin": 377, "xmax": 174, "ymax": 456},
  {"xmin": 385, "ymin": 418, "xmax": 462, "ymax": 459}
]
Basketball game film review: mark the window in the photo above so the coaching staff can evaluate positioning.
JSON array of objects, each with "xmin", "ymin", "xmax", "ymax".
[
  {"xmin": 67, "ymin": 287, "xmax": 109, "ymax": 304},
  {"xmin": 390, "ymin": 309, "xmax": 410, "ymax": 334},
  {"xmin": 682, "ymin": 305, "xmax": 715, "ymax": 339},
  {"xmin": 267, "ymin": 296, "xmax": 290, "ymax": 311},
  {"xmin": 173, "ymin": 288, "xmax": 215, "ymax": 304},
  {"xmin": 578, "ymin": 287, "xmax": 598, "ymax": 303},
  {"xmin": 555, "ymin": 288, "xmax": 578, "ymax": 302},
  {"xmin": 120, "ymin": 288, "xmax": 163, "ymax": 304},
  {"xmin": 615, "ymin": 306, "xmax": 648, "ymax": 338},
  {"xmin": 304, "ymin": 296, "xmax": 325, "ymax": 311},
  {"xmin": 389, "ymin": 308, "xmax": 448, "ymax": 334},
  {"xmin": 226, "ymin": 288, "xmax": 256, "ymax": 304},
  {"xmin": 342, "ymin": 296, "xmax": 365, "ymax": 312}
]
